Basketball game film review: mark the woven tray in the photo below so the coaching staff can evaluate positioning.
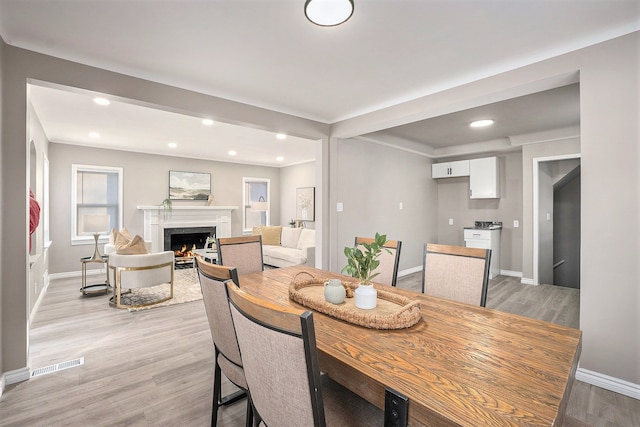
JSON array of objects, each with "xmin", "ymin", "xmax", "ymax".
[{"xmin": 288, "ymin": 272, "xmax": 421, "ymax": 330}]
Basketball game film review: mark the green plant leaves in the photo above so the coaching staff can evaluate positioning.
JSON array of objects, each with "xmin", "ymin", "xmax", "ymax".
[{"xmin": 341, "ymin": 232, "xmax": 388, "ymax": 285}]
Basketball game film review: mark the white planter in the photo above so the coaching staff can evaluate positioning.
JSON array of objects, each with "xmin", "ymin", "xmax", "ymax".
[{"xmin": 354, "ymin": 283, "xmax": 377, "ymax": 309}]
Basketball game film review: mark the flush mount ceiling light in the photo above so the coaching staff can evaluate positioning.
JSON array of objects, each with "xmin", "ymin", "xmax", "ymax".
[
  {"xmin": 202, "ymin": 119, "xmax": 214, "ymax": 126},
  {"xmin": 305, "ymin": 0, "xmax": 354, "ymax": 27},
  {"xmin": 228, "ymin": 150, "xmax": 237, "ymax": 156},
  {"xmin": 470, "ymin": 119, "xmax": 494, "ymax": 128},
  {"xmin": 88, "ymin": 131, "xmax": 100, "ymax": 138},
  {"xmin": 276, "ymin": 133, "xmax": 287, "ymax": 140},
  {"xmin": 168, "ymin": 142, "xmax": 177, "ymax": 149}
]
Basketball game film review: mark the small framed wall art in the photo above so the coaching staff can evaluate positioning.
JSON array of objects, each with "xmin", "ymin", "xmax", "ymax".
[
  {"xmin": 169, "ymin": 170, "xmax": 211, "ymax": 200},
  {"xmin": 296, "ymin": 187, "xmax": 315, "ymax": 222}
]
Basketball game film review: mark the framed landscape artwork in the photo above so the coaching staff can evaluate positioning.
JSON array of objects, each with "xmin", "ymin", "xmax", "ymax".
[
  {"xmin": 296, "ymin": 187, "xmax": 315, "ymax": 222},
  {"xmin": 169, "ymin": 171, "xmax": 211, "ymax": 200}
]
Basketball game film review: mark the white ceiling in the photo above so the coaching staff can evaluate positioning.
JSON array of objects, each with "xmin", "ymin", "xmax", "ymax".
[
  {"xmin": 1, "ymin": 1, "xmax": 638, "ymax": 165},
  {"xmin": 28, "ymin": 84, "xmax": 317, "ymax": 167}
]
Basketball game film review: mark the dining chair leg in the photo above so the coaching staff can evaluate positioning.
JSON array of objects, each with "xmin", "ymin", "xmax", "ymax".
[
  {"xmin": 212, "ymin": 348, "xmax": 248, "ymax": 426},
  {"xmin": 220, "ymin": 389, "xmax": 247, "ymax": 405},
  {"xmin": 212, "ymin": 358, "xmax": 222, "ymax": 426},
  {"xmin": 250, "ymin": 399, "xmax": 262, "ymax": 427},
  {"xmin": 244, "ymin": 393, "xmax": 253, "ymax": 427}
]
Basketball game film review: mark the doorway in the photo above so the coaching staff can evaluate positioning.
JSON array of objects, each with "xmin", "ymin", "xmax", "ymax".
[
  {"xmin": 533, "ymin": 154, "xmax": 581, "ymax": 287},
  {"xmin": 553, "ymin": 165, "xmax": 580, "ymax": 288}
]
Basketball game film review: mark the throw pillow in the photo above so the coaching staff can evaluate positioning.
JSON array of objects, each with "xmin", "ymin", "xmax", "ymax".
[
  {"xmin": 115, "ymin": 232, "xmax": 149, "ymax": 255},
  {"xmin": 110, "ymin": 227, "xmax": 131, "ymax": 245},
  {"xmin": 281, "ymin": 227, "xmax": 302, "ymax": 249},
  {"xmin": 109, "ymin": 228, "xmax": 118, "ymax": 245},
  {"xmin": 252, "ymin": 226, "xmax": 262, "ymax": 236},
  {"xmin": 260, "ymin": 225, "xmax": 282, "ymax": 246},
  {"xmin": 297, "ymin": 228, "xmax": 315, "ymax": 249}
]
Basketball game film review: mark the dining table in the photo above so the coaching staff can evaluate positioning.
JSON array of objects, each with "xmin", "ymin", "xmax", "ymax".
[{"xmin": 239, "ymin": 265, "xmax": 582, "ymax": 427}]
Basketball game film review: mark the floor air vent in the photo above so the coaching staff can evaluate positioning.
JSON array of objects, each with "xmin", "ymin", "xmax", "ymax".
[{"xmin": 30, "ymin": 357, "xmax": 84, "ymax": 378}]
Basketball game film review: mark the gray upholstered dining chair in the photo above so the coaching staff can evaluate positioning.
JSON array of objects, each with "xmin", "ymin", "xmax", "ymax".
[
  {"xmin": 216, "ymin": 235, "xmax": 264, "ymax": 275},
  {"xmin": 195, "ymin": 256, "xmax": 252, "ymax": 427},
  {"xmin": 354, "ymin": 236, "xmax": 402, "ymax": 286},
  {"xmin": 226, "ymin": 280, "xmax": 384, "ymax": 427},
  {"xmin": 422, "ymin": 243, "xmax": 491, "ymax": 307}
]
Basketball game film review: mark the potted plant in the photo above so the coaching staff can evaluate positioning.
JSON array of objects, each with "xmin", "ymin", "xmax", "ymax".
[
  {"xmin": 342, "ymin": 232, "xmax": 389, "ymax": 309},
  {"xmin": 161, "ymin": 198, "xmax": 172, "ymax": 219}
]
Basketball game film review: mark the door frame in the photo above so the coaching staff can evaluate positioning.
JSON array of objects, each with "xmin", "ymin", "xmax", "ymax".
[{"xmin": 532, "ymin": 153, "xmax": 581, "ymax": 285}]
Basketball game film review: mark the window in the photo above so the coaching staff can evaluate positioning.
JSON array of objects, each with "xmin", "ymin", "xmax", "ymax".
[
  {"xmin": 71, "ymin": 164, "xmax": 123, "ymax": 244},
  {"xmin": 242, "ymin": 177, "xmax": 270, "ymax": 233}
]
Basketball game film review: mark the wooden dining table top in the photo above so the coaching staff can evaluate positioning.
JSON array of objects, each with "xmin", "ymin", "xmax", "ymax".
[{"xmin": 238, "ymin": 265, "xmax": 582, "ymax": 427}]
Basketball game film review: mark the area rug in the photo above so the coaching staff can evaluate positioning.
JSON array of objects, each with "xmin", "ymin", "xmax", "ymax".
[{"xmin": 118, "ymin": 268, "xmax": 202, "ymax": 312}]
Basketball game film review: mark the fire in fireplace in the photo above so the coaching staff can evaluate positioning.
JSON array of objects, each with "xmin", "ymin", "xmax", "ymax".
[{"xmin": 164, "ymin": 226, "xmax": 216, "ymax": 267}]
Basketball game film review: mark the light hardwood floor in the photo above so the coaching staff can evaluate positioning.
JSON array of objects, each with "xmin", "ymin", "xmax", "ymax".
[{"xmin": 0, "ymin": 273, "xmax": 637, "ymax": 426}]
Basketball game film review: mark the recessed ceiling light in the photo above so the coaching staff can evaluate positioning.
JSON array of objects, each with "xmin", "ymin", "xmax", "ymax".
[
  {"xmin": 470, "ymin": 119, "xmax": 494, "ymax": 128},
  {"xmin": 276, "ymin": 156, "xmax": 284, "ymax": 162},
  {"xmin": 228, "ymin": 150, "xmax": 237, "ymax": 156},
  {"xmin": 89, "ymin": 131, "xmax": 100, "ymax": 138},
  {"xmin": 276, "ymin": 133, "xmax": 287, "ymax": 140},
  {"xmin": 168, "ymin": 142, "xmax": 177, "ymax": 149},
  {"xmin": 93, "ymin": 97, "xmax": 110, "ymax": 106},
  {"xmin": 202, "ymin": 119, "xmax": 214, "ymax": 126}
]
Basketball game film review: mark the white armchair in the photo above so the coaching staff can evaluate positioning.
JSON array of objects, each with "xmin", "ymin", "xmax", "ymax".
[{"xmin": 107, "ymin": 244, "xmax": 175, "ymax": 309}]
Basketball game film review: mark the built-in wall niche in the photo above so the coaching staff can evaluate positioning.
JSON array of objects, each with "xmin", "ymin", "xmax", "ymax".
[{"xmin": 29, "ymin": 140, "xmax": 37, "ymax": 256}]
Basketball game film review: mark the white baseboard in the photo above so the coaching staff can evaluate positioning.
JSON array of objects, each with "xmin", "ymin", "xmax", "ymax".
[
  {"xmin": 4, "ymin": 367, "xmax": 30, "ymax": 386},
  {"xmin": 49, "ymin": 268, "xmax": 106, "ymax": 281},
  {"xmin": 577, "ymin": 368, "xmax": 640, "ymax": 400},
  {"xmin": 398, "ymin": 265, "xmax": 422, "ymax": 277},
  {"xmin": 500, "ymin": 270, "xmax": 522, "ymax": 278},
  {"xmin": 520, "ymin": 277, "xmax": 535, "ymax": 285}
]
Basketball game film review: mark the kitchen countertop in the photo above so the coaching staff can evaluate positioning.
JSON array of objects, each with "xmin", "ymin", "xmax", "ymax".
[{"xmin": 465, "ymin": 221, "xmax": 503, "ymax": 230}]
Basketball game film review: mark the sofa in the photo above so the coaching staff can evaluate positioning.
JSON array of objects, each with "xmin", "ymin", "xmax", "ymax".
[{"xmin": 254, "ymin": 225, "xmax": 315, "ymax": 268}]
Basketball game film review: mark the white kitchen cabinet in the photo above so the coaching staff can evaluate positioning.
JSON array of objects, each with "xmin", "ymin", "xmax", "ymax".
[
  {"xmin": 464, "ymin": 228, "xmax": 501, "ymax": 279},
  {"xmin": 432, "ymin": 160, "xmax": 470, "ymax": 178},
  {"xmin": 469, "ymin": 157, "xmax": 499, "ymax": 198}
]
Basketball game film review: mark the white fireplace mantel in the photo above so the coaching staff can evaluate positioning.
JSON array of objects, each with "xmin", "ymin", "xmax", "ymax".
[{"xmin": 137, "ymin": 205, "xmax": 238, "ymax": 253}]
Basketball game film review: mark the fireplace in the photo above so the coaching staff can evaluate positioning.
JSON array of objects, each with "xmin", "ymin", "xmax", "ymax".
[
  {"xmin": 138, "ymin": 205, "xmax": 237, "ymax": 253},
  {"xmin": 164, "ymin": 226, "xmax": 216, "ymax": 267}
]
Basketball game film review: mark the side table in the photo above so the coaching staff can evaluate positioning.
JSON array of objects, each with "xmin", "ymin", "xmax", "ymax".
[
  {"xmin": 193, "ymin": 248, "xmax": 218, "ymax": 264},
  {"xmin": 80, "ymin": 255, "xmax": 110, "ymax": 295}
]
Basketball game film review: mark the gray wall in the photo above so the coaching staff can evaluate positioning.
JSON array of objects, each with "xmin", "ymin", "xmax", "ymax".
[
  {"xmin": 334, "ymin": 138, "xmax": 437, "ymax": 273},
  {"xmin": 48, "ymin": 143, "xmax": 282, "ymax": 274},
  {"xmin": 538, "ymin": 162, "xmax": 554, "ymax": 284},
  {"xmin": 436, "ymin": 152, "xmax": 523, "ymax": 273},
  {"xmin": 279, "ymin": 161, "xmax": 316, "ymax": 228}
]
